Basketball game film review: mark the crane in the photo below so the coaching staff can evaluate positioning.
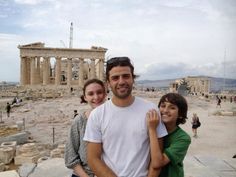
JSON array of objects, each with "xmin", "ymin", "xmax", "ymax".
[
  {"xmin": 59, "ymin": 22, "xmax": 74, "ymax": 48},
  {"xmin": 69, "ymin": 22, "xmax": 73, "ymax": 48},
  {"xmin": 60, "ymin": 40, "xmax": 66, "ymax": 48}
]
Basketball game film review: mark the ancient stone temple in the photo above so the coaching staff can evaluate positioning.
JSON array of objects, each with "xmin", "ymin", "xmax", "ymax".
[
  {"xmin": 18, "ymin": 42, "xmax": 107, "ymax": 87},
  {"xmin": 170, "ymin": 76, "xmax": 211, "ymax": 94},
  {"xmin": 186, "ymin": 76, "xmax": 210, "ymax": 93}
]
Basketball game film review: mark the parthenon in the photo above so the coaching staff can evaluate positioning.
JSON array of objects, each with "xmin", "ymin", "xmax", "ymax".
[{"xmin": 18, "ymin": 42, "xmax": 107, "ymax": 87}]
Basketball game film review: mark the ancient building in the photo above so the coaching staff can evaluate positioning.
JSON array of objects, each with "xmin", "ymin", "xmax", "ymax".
[
  {"xmin": 186, "ymin": 76, "xmax": 210, "ymax": 93},
  {"xmin": 170, "ymin": 76, "xmax": 211, "ymax": 94},
  {"xmin": 18, "ymin": 42, "xmax": 107, "ymax": 87}
]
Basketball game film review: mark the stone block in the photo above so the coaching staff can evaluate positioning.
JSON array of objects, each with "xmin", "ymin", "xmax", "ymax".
[
  {"xmin": 1, "ymin": 141, "xmax": 17, "ymax": 155},
  {"xmin": 16, "ymin": 121, "xmax": 24, "ymax": 131},
  {"xmin": 28, "ymin": 158, "xmax": 72, "ymax": 177},
  {"xmin": 37, "ymin": 156, "xmax": 50, "ymax": 163},
  {"xmin": 14, "ymin": 154, "xmax": 41, "ymax": 165},
  {"xmin": 57, "ymin": 144, "xmax": 65, "ymax": 154},
  {"xmin": 50, "ymin": 149, "xmax": 62, "ymax": 158},
  {"xmin": 18, "ymin": 163, "xmax": 36, "ymax": 177},
  {"xmin": 0, "ymin": 132, "xmax": 29, "ymax": 145},
  {"xmin": 220, "ymin": 111, "xmax": 234, "ymax": 116},
  {"xmin": 39, "ymin": 150, "xmax": 48, "ymax": 157},
  {"xmin": 0, "ymin": 163, "xmax": 4, "ymax": 172},
  {"xmin": 0, "ymin": 170, "xmax": 20, "ymax": 177},
  {"xmin": 15, "ymin": 145, "xmax": 21, "ymax": 156},
  {"xmin": 19, "ymin": 143, "xmax": 40, "ymax": 157},
  {"xmin": 0, "ymin": 147, "xmax": 14, "ymax": 164}
]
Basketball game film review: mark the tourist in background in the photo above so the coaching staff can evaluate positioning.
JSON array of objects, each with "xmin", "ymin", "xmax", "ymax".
[
  {"xmin": 230, "ymin": 96, "xmax": 233, "ymax": 103},
  {"xmin": 73, "ymin": 110, "xmax": 78, "ymax": 119},
  {"xmin": 80, "ymin": 95, "xmax": 87, "ymax": 104},
  {"xmin": 147, "ymin": 93, "xmax": 191, "ymax": 177},
  {"xmin": 84, "ymin": 57, "xmax": 167, "ymax": 177},
  {"xmin": 65, "ymin": 78, "xmax": 107, "ymax": 177},
  {"xmin": 6, "ymin": 102, "xmax": 11, "ymax": 118},
  {"xmin": 216, "ymin": 96, "xmax": 221, "ymax": 108},
  {"xmin": 191, "ymin": 113, "xmax": 201, "ymax": 137}
]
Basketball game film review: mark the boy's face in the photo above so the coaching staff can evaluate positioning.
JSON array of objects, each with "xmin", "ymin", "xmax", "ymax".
[{"xmin": 159, "ymin": 101, "xmax": 179, "ymax": 124}]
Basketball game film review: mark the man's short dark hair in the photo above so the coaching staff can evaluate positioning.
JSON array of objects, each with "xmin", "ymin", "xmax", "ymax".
[{"xmin": 106, "ymin": 57, "xmax": 136, "ymax": 81}]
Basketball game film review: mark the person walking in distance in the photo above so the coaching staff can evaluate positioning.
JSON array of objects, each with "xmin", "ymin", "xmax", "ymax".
[
  {"xmin": 191, "ymin": 113, "xmax": 200, "ymax": 137},
  {"xmin": 6, "ymin": 102, "xmax": 11, "ymax": 118},
  {"xmin": 84, "ymin": 57, "xmax": 167, "ymax": 177},
  {"xmin": 65, "ymin": 79, "xmax": 107, "ymax": 177},
  {"xmin": 216, "ymin": 96, "xmax": 221, "ymax": 108}
]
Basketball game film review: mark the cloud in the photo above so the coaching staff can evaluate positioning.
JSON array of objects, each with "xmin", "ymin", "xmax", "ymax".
[
  {"xmin": 14, "ymin": 0, "xmax": 52, "ymax": 5},
  {"xmin": 139, "ymin": 61, "xmax": 236, "ymax": 80},
  {"xmin": 0, "ymin": 0, "xmax": 235, "ymax": 82},
  {"xmin": 0, "ymin": 33, "xmax": 24, "ymax": 82}
]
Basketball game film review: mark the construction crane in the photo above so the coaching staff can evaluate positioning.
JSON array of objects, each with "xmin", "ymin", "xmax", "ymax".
[
  {"xmin": 59, "ymin": 22, "xmax": 74, "ymax": 48},
  {"xmin": 69, "ymin": 22, "xmax": 73, "ymax": 48},
  {"xmin": 60, "ymin": 40, "xmax": 66, "ymax": 48}
]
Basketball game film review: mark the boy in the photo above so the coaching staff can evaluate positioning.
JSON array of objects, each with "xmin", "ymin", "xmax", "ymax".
[{"xmin": 147, "ymin": 93, "xmax": 191, "ymax": 177}]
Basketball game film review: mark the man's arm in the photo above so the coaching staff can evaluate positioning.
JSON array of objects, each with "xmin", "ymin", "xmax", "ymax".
[{"xmin": 87, "ymin": 142, "xmax": 117, "ymax": 177}]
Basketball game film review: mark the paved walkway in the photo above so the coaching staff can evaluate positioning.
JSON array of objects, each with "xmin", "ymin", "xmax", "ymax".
[
  {"xmin": 0, "ymin": 156, "xmax": 235, "ymax": 177},
  {"xmin": 184, "ymin": 155, "xmax": 236, "ymax": 177}
]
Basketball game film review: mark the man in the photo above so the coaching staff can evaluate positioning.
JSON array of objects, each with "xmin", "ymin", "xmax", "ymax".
[
  {"xmin": 84, "ymin": 57, "xmax": 167, "ymax": 177},
  {"xmin": 6, "ymin": 102, "xmax": 11, "ymax": 118}
]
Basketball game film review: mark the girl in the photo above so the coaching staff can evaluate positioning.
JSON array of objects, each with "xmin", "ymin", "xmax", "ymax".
[
  {"xmin": 191, "ymin": 113, "xmax": 200, "ymax": 137},
  {"xmin": 65, "ymin": 79, "xmax": 106, "ymax": 177},
  {"xmin": 147, "ymin": 93, "xmax": 191, "ymax": 177}
]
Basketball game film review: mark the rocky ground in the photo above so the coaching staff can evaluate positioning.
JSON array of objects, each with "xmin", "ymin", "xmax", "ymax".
[{"xmin": 1, "ymin": 91, "xmax": 236, "ymax": 159}]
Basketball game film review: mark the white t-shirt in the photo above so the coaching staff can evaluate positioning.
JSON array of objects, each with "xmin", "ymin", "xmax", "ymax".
[{"xmin": 84, "ymin": 97, "xmax": 167, "ymax": 177}]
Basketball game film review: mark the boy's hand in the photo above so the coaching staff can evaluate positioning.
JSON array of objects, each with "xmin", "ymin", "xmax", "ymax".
[{"xmin": 146, "ymin": 109, "xmax": 160, "ymax": 130}]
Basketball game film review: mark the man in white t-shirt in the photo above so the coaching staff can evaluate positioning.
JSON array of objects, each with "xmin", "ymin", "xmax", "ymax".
[{"xmin": 84, "ymin": 57, "xmax": 167, "ymax": 177}]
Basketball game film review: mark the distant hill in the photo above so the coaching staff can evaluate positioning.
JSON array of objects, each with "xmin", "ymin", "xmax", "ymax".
[
  {"xmin": 210, "ymin": 77, "xmax": 236, "ymax": 92},
  {"xmin": 136, "ymin": 76, "xmax": 236, "ymax": 92},
  {"xmin": 136, "ymin": 79, "xmax": 175, "ymax": 88}
]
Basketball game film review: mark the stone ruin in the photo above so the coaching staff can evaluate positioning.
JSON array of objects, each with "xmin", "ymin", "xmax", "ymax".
[
  {"xmin": 0, "ymin": 42, "xmax": 108, "ymax": 100},
  {"xmin": 0, "ymin": 118, "xmax": 67, "ymax": 175},
  {"xmin": 18, "ymin": 42, "xmax": 107, "ymax": 87},
  {"xmin": 0, "ymin": 139, "xmax": 67, "ymax": 175}
]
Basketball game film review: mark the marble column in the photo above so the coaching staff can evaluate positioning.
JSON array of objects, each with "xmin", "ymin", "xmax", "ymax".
[
  {"xmin": 99, "ymin": 59, "xmax": 104, "ymax": 80},
  {"xmin": 43, "ymin": 57, "xmax": 50, "ymax": 85},
  {"xmin": 40, "ymin": 59, "xmax": 43, "ymax": 84},
  {"xmin": 35, "ymin": 57, "xmax": 41, "ymax": 84},
  {"xmin": 20, "ymin": 57, "xmax": 27, "ymax": 86},
  {"xmin": 26, "ymin": 58, "xmax": 31, "ymax": 84},
  {"xmin": 67, "ymin": 58, "xmax": 72, "ymax": 86},
  {"xmin": 90, "ymin": 59, "xmax": 96, "ymax": 79},
  {"xmin": 55, "ymin": 57, "xmax": 61, "ymax": 85},
  {"xmin": 30, "ymin": 57, "xmax": 36, "ymax": 85},
  {"xmin": 78, "ymin": 58, "xmax": 84, "ymax": 87}
]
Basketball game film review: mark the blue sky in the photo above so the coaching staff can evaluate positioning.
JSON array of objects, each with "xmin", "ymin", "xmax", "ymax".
[{"xmin": 0, "ymin": 0, "xmax": 236, "ymax": 82}]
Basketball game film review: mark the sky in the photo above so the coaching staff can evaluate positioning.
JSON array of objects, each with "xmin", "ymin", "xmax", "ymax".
[{"xmin": 0, "ymin": 0, "xmax": 236, "ymax": 82}]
